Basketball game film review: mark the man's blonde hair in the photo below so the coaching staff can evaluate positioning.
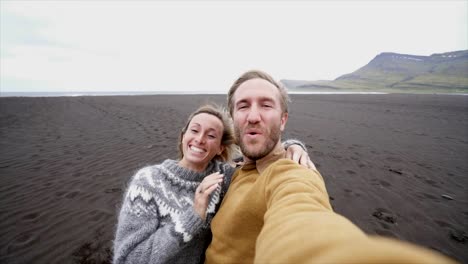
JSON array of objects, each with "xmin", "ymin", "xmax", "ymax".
[{"xmin": 227, "ymin": 70, "xmax": 290, "ymax": 116}]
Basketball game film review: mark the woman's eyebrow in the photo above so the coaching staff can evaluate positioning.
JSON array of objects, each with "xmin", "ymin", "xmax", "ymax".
[{"xmin": 191, "ymin": 123, "xmax": 220, "ymax": 133}]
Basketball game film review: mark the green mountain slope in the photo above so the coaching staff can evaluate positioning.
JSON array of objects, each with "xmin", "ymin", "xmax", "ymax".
[{"xmin": 283, "ymin": 50, "xmax": 468, "ymax": 93}]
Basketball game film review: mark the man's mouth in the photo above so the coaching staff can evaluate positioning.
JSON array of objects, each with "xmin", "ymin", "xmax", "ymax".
[{"xmin": 245, "ymin": 129, "xmax": 263, "ymax": 138}]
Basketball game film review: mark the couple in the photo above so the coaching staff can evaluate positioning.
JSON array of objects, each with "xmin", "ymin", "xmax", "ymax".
[{"xmin": 114, "ymin": 70, "xmax": 455, "ymax": 264}]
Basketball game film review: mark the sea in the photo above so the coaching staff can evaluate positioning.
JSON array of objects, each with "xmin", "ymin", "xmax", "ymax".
[
  {"xmin": 0, "ymin": 91, "xmax": 390, "ymax": 97},
  {"xmin": 1, "ymin": 91, "xmax": 467, "ymax": 97}
]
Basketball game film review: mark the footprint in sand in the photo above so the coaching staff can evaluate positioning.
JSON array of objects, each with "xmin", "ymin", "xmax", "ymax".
[
  {"xmin": 378, "ymin": 221, "xmax": 392, "ymax": 230},
  {"xmin": 372, "ymin": 208, "xmax": 397, "ymax": 224},
  {"xmin": 89, "ymin": 210, "xmax": 111, "ymax": 222},
  {"xmin": 424, "ymin": 179, "xmax": 439, "ymax": 187},
  {"xmin": 374, "ymin": 229, "xmax": 397, "ymax": 238},
  {"xmin": 104, "ymin": 188, "xmax": 122, "ymax": 194},
  {"xmin": 331, "ymin": 153, "xmax": 343, "ymax": 159},
  {"xmin": 434, "ymin": 220, "xmax": 454, "ymax": 228},
  {"xmin": 312, "ymin": 150, "xmax": 324, "ymax": 157},
  {"xmin": 370, "ymin": 179, "xmax": 380, "ymax": 186},
  {"xmin": 32, "ymin": 166, "xmax": 42, "ymax": 171},
  {"xmin": 449, "ymin": 229, "xmax": 468, "ymax": 244},
  {"xmin": 21, "ymin": 212, "xmax": 40, "ymax": 221},
  {"xmin": 388, "ymin": 168, "xmax": 403, "ymax": 175},
  {"xmin": 7, "ymin": 232, "xmax": 37, "ymax": 253},
  {"xmin": 385, "ymin": 156, "xmax": 402, "ymax": 163},
  {"xmin": 55, "ymin": 191, "xmax": 66, "ymax": 197},
  {"xmin": 379, "ymin": 180, "xmax": 391, "ymax": 187},
  {"xmin": 421, "ymin": 193, "xmax": 438, "ymax": 200},
  {"xmin": 65, "ymin": 191, "xmax": 80, "ymax": 199}
]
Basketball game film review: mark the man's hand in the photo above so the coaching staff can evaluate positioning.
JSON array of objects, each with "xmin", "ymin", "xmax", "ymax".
[{"xmin": 285, "ymin": 144, "xmax": 317, "ymax": 170}]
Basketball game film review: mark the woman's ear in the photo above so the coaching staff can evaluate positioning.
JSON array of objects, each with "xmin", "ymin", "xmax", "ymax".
[{"xmin": 218, "ymin": 145, "xmax": 225, "ymax": 155}]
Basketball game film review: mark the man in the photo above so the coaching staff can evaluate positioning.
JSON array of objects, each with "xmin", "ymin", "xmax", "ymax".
[{"xmin": 205, "ymin": 70, "xmax": 455, "ymax": 263}]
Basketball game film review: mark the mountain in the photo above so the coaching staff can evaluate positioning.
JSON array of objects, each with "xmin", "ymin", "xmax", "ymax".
[{"xmin": 283, "ymin": 50, "xmax": 468, "ymax": 93}]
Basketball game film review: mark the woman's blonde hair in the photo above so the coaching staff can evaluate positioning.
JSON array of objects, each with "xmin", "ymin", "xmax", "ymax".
[{"xmin": 178, "ymin": 104, "xmax": 239, "ymax": 162}]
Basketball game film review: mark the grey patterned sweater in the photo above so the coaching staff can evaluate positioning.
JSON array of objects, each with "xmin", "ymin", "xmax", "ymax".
[{"xmin": 113, "ymin": 159, "xmax": 235, "ymax": 264}]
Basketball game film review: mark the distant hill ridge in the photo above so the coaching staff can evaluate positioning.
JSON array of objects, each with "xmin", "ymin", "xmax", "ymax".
[{"xmin": 282, "ymin": 50, "xmax": 468, "ymax": 93}]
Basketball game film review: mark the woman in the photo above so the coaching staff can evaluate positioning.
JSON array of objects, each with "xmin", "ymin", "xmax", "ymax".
[{"xmin": 113, "ymin": 104, "xmax": 310, "ymax": 264}]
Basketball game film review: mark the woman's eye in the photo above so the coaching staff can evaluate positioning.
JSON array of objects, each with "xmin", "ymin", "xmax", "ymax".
[
  {"xmin": 208, "ymin": 135, "xmax": 216, "ymax": 139},
  {"xmin": 190, "ymin": 129, "xmax": 198, "ymax": 133}
]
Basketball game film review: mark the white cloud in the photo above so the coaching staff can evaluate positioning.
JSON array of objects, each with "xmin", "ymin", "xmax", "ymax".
[{"xmin": 1, "ymin": 1, "xmax": 467, "ymax": 92}]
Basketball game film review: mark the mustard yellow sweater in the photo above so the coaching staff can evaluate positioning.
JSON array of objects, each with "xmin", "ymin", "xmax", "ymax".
[{"xmin": 205, "ymin": 159, "xmax": 456, "ymax": 264}]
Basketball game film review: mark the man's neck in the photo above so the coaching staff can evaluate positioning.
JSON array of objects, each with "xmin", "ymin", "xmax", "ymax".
[{"xmin": 244, "ymin": 140, "xmax": 286, "ymax": 174}]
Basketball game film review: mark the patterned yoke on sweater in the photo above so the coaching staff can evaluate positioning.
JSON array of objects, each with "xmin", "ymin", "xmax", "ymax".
[{"xmin": 113, "ymin": 159, "xmax": 234, "ymax": 264}]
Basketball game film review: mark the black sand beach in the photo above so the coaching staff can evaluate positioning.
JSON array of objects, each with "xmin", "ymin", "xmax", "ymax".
[{"xmin": 0, "ymin": 94, "xmax": 467, "ymax": 263}]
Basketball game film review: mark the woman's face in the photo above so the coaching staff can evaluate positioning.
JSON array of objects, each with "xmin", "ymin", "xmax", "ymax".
[{"xmin": 179, "ymin": 113, "xmax": 225, "ymax": 172}]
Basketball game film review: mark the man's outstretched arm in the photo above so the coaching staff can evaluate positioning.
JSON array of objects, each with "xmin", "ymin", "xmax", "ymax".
[{"xmin": 255, "ymin": 159, "xmax": 457, "ymax": 264}]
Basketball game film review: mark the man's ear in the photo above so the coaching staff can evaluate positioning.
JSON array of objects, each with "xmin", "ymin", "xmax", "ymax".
[{"xmin": 280, "ymin": 112, "xmax": 288, "ymax": 131}]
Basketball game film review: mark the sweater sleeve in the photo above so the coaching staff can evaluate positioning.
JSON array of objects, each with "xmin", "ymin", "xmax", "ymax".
[
  {"xmin": 282, "ymin": 138, "xmax": 307, "ymax": 151},
  {"xmin": 255, "ymin": 159, "xmax": 456, "ymax": 264},
  {"xmin": 113, "ymin": 167, "xmax": 205, "ymax": 264},
  {"xmin": 204, "ymin": 162, "xmax": 237, "ymax": 225},
  {"xmin": 218, "ymin": 162, "xmax": 236, "ymax": 192}
]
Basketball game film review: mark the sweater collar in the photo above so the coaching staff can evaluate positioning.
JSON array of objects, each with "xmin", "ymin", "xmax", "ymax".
[
  {"xmin": 241, "ymin": 143, "xmax": 286, "ymax": 175},
  {"xmin": 163, "ymin": 159, "xmax": 216, "ymax": 182}
]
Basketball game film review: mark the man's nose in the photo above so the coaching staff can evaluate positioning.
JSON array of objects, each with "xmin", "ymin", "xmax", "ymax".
[{"xmin": 246, "ymin": 106, "xmax": 261, "ymax": 123}]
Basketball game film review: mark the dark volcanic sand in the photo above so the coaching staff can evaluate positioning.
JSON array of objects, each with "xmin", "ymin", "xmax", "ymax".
[{"xmin": 0, "ymin": 94, "xmax": 467, "ymax": 263}]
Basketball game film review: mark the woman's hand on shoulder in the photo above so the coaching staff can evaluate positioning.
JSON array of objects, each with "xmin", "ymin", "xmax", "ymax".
[
  {"xmin": 286, "ymin": 144, "xmax": 316, "ymax": 170},
  {"xmin": 193, "ymin": 172, "xmax": 224, "ymax": 220}
]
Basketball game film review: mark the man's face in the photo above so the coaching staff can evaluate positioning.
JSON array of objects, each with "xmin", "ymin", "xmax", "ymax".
[{"xmin": 232, "ymin": 78, "xmax": 288, "ymax": 160}]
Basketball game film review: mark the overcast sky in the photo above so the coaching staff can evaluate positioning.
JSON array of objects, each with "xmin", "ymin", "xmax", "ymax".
[{"xmin": 1, "ymin": 1, "xmax": 467, "ymax": 93}]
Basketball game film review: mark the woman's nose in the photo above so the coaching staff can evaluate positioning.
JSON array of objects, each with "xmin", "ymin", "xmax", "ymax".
[{"xmin": 195, "ymin": 133, "xmax": 205, "ymax": 143}]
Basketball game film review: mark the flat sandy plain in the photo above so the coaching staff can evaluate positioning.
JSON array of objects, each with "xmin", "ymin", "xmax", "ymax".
[{"xmin": 0, "ymin": 94, "xmax": 467, "ymax": 263}]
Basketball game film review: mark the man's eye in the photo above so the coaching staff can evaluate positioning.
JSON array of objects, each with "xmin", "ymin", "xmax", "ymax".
[{"xmin": 263, "ymin": 104, "xmax": 272, "ymax": 108}]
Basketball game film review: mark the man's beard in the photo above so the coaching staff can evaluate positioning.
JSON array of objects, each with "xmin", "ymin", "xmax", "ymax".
[{"xmin": 235, "ymin": 123, "xmax": 281, "ymax": 161}]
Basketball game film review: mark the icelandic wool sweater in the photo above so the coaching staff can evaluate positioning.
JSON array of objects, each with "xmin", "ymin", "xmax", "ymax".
[
  {"xmin": 113, "ymin": 159, "xmax": 235, "ymax": 264},
  {"xmin": 206, "ymin": 158, "xmax": 456, "ymax": 264}
]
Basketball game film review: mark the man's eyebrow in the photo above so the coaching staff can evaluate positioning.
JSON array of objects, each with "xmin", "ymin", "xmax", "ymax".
[
  {"xmin": 235, "ymin": 99, "xmax": 249, "ymax": 105},
  {"xmin": 236, "ymin": 96, "xmax": 275, "ymax": 104},
  {"xmin": 259, "ymin": 97, "xmax": 275, "ymax": 102}
]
